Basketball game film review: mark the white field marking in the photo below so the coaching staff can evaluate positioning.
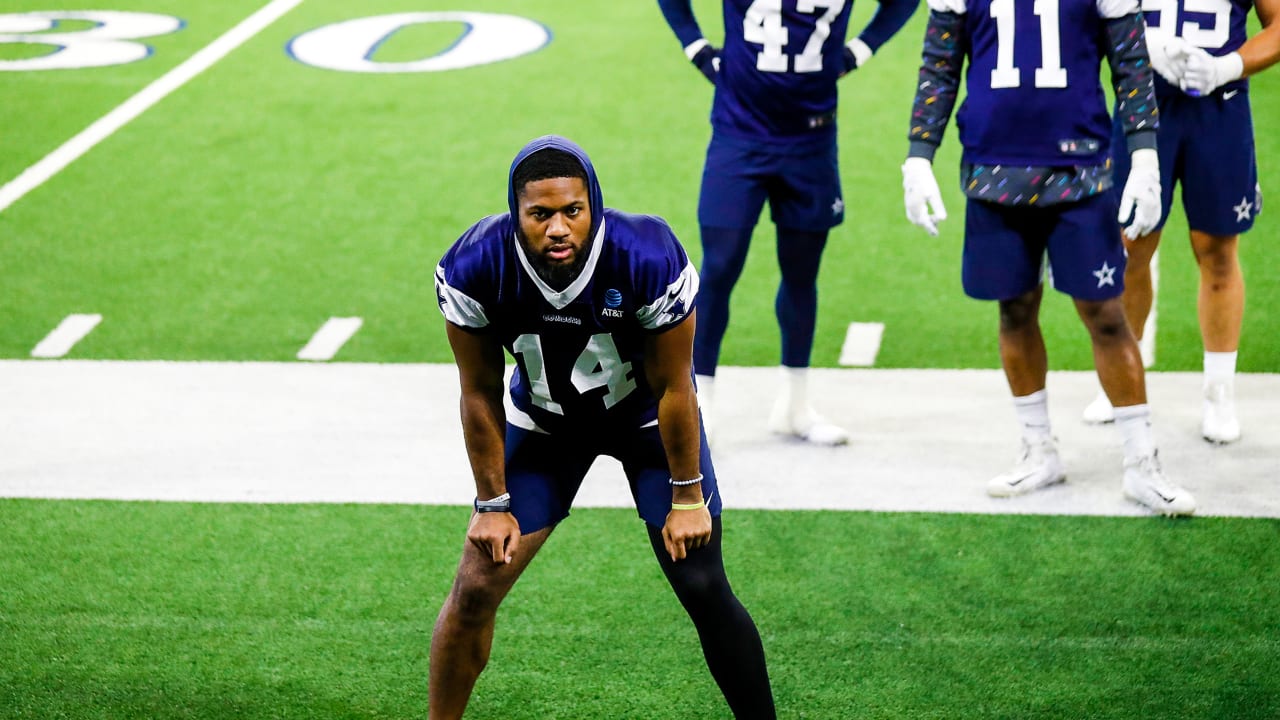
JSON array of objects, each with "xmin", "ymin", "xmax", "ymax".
[
  {"xmin": 838, "ymin": 322, "xmax": 884, "ymax": 366},
  {"xmin": 0, "ymin": 0, "xmax": 306, "ymax": 215},
  {"xmin": 31, "ymin": 314, "xmax": 102, "ymax": 358},
  {"xmin": 1141, "ymin": 248, "xmax": 1158, "ymax": 369},
  {"xmin": 297, "ymin": 317, "xmax": 363, "ymax": 361}
]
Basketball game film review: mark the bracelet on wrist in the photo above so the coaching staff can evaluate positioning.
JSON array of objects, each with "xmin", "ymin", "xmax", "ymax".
[
  {"xmin": 474, "ymin": 492, "xmax": 511, "ymax": 513},
  {"xmin": 671, "ymin": 499, "xmax": 706, "ymax": 511},
  {"xmin": 669, "ymin": 474, "xmax": 703, "ymax": 487}
]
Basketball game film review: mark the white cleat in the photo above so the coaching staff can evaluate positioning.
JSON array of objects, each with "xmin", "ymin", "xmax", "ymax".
[
  {"xmin": 1082, "ymin": 391, "xmax": 1115, "ymax": 424},
  {"xmin": 987, "ymin": 438, "xmax": 1066, "ymax": 497},
  {"xmin": 1202, "ymin": 382, "xmax": 1241, "ymax": 445},
  {"xmin": 1123, "ymin": 452, "xmax": 1196, "ymax": 516},
  {"xmin": 768, "ymin": 396, "xmax": 849, "ymax": 446}
]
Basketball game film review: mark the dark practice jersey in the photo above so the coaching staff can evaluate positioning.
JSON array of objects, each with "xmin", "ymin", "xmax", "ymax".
[
  {"xmin": 1143, "ymin": 0, "xmax": 1255, "ymax": 95},
  {"xmin": 436, "ymin": 210, "xmax": 698, "ymax": 435}
]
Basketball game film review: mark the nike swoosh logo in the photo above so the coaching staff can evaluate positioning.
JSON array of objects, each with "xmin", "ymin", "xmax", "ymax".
[
  {"xmin": 1155, "ymin": 489, "xmax": 1176, "ymax": 503},
  {"xmin": 1224, "ymin": 90, "xmax": 1240, "ymax": 100}
]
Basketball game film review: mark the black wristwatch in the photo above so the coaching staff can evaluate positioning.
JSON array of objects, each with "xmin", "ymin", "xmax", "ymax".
[{"xmin": 474, "ymin": 492, "xmax": 511, "ymax": 513}]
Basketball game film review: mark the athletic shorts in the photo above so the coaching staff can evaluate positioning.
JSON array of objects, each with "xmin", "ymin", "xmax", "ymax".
[
  {"xmin": 1112, "ymin": 87, "xmax": 1260, "ymax": 236},
  {"xmin": 502, "ymin": 420, "xmax": 722, "ymax": 533},
  {"xmin": 698, "ymin": 132, "xmax": 844, "ymax": 231},
  {"xmin": 962, "ymin": 190, "xmax": 1126, "ymax": 302}
]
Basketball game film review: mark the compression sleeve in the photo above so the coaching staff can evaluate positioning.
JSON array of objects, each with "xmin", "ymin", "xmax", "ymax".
[
  {"xmin": 1104, "ymin": 13, "xmax": 1160, "ymax": 153},
  {"xmin": 857, "ymin": 0, "xmax": 922, "ymax": 52},
  {"xmin": 656, "ymin": 0, "xmax": 706, "ymax": 49},
  {"xmin": 907, "ymin": 10, "xmax": 967, "ymax": 161}
]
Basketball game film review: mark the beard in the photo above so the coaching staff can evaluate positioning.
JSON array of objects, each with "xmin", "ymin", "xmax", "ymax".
[{"xmin": 523, "ymin": 234, "xmax": 593, "ymax": 290}]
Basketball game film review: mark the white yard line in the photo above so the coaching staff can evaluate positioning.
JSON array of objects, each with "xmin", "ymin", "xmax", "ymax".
[
  {"xmin": 1, "ymin": 360, "xmax": 1276, "ymax": 518},
  {"xmin": 30, "ymin": 313, "xmax": 102, "ymax": 358},
  {"xmin": 0, "ymin": 0, "xmax": 306, "ymax": 214},
  {"xmin": 838, "ymin": 322, "xmax": 884, "ymax": 367},
  {"xmin": 297, "ymin": 317, "xmax": 363, "ymax": 361}
]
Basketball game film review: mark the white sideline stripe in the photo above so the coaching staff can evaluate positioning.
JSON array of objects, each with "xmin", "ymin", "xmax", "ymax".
[
  {"xmin": 838, "ymin": 322, "xmax": 884, "ymax": 366},
  {"xmin": 30, "ymin": 314, "xmax": 102, "ymax": 358},
  {"xmin": 297, "ymin": 317, "xmax": 363, "ymax": 360},
  {"xmin": 0, "ymin": 0, "xmax": 306, "ymax": 215}
]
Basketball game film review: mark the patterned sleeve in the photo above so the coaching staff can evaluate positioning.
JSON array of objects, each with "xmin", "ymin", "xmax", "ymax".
[
  {"xmin": 907, "ymin": 8, "xmax": 967, "ymax": 161},
  {"xmin": 631, "ymin": 217, "xmax": 699, "ymax": 333},
  {"xmin": 1103, "ymin": 12, "xmax": 1159, "ymax": 153}
]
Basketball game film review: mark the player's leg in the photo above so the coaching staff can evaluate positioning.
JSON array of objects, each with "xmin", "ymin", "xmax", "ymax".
[
  {"xmin": 1049, "ymin": 193, "xmax": 1194, "ymax": 515},
  {"xmin": 694, "ymin": 134, "xmax": 768, "ymax": 433},
  {"xmin": 1190, "ymin": 230, "xmax": 1244, "ymax": 443},
  {"xmin": 429, "ymin": 425, "xmax": 597, "ymax": 719},
  {"xmin": 617, "ymin": 427, "xmax": 775, "ymax": 719},
  {"xmin": 963, "ymin": 200, "xmax": 1064, "ymax": 496},
  {"xmin": 764, "ymin": 140, "xmax": 847, "ymax": 445}
]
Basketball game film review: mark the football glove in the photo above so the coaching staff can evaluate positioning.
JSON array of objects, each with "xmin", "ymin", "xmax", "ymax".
[
  {"xmin": 841, "ymin": 37, "xmax": 873, "ymax": 77},
  {"xmin": 1118, "ymin": 148, "xmax": 1162, "ymax": 240},
  {"xmin": 1180, "ymin": 46, "xmax": 1244, "ymax": 96},
  {"xmin": 684, "ymin": 39, "xmax": 721, "ymax": 83},
  {"xmin": 1144, "ymin": 30, "xmax": 1191, "ymax": 86},
  {"xmin": 902, "ymin": 157, "xmax": 947, "ymax": 236}
]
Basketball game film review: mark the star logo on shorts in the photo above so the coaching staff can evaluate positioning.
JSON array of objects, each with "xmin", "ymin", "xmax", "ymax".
[
  {"xmin": 1233, "ymin": 196, "xmax": 1254, "ymax": 222},
  {"xmin": 1093, "ymin": 261, "xmax": 1117, "ymax": 288},
  {"xmin": 832, "ymin": 197, "xmax": 844, "ymax": 215}
]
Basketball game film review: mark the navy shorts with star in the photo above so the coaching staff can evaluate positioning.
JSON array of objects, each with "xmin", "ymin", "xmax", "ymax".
[
  {"xmin": 1112, "ymin": 86, "xmax": 1260, "ymax": 236},
  {"xmin": 962, "ymin": 190, "xmax": 1126, "ymax": 302},
  {"xmin": 697, "ymin": 132, "xmax": 844, "ymax": 231},
  {"xmin": 501, "ymin": 420, "xmax": 722, "ymax": 534}
]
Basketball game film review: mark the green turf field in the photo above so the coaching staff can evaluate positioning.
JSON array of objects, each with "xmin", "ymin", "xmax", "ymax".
[
  {"xmin": 1, "ymin": 0, "xmax": 1277, "ymax": 370},
  {"xmin": 2, "ymin": 500, "xmax": 1278, "ymax": 719}
]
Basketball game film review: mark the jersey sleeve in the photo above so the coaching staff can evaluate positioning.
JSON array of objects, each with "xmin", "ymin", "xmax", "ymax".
[
  {"xmin": 629, "ymin": 217, "xmax": 699, "ymax": 332},
  {"xmin": 434, "ymin": 217, "xmax": 503, "ymax": 331}
]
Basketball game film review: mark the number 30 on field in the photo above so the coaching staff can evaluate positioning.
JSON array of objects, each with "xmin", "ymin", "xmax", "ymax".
[{"xmin": 0, "ymin": 10, "xmax": 550, "ymax": 72}]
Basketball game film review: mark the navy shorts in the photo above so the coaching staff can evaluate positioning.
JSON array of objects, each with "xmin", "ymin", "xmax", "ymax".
[
  {"xmin": 963, "ymin": 191, "xmax": 1126, "ymax": 301},
  {"xmin": 502, "ymin": 420, "xmax": 722, "ymax": 533},
  {"xmin": 1112, "ymin": 87, "xmax": 1260, "ymax": 236},
  {"xmin": 698, "ymin": 132, "xmax": 844, "ymax": 231}
]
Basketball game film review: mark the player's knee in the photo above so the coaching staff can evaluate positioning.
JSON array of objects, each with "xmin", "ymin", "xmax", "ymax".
[
  {"xmin": 448, "ymin": 579, "xmax": 505, "ymax": 625},
  {"xmin": 1077, "ymin": 299, "xmax": 1128, "ymax": 341},
  {"xmin": 998, "ymin": 294, "xmax": 1040, "ymax": 332}
]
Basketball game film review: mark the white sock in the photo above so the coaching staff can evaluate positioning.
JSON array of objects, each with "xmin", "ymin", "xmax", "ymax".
[
  {"xmin": 695, "ymin": 373, "xmax": 716, "ymax": 410},
  {"xmin": 1012, "ymin": 389, "xmax": 1052, "ymax": 445},
  {"xmin": 1204, "ymin": 351, "xmax": 1237, "ymax": 388},
  {"xmin": 781, "ymin": 366, "xmax": 810, "ymax": 417},
  {"xmin": 1113, "ymin": 403, "xmax": 1156, "ymax": 462}
]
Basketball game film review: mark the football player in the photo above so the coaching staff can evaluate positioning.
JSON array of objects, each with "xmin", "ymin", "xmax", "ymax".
[
  {"xmin": 1081, "ymin": 0, "xmax": 1280, "ymax": 444},
  {"xmin": 899, "ymin": 0, "xmax": 1196, "ymax": 514},
  {"xmin": 429, "ymin": 136, "xmax": 775, "ymax": 719},
  {"xmin": 658, "ymin": 0, "xmax": 918, "ymax": 445}
]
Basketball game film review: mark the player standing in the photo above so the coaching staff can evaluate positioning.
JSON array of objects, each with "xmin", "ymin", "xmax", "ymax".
[{"xmin": 658, "ymin": 0, "xmax": 918, "ymax": 445}]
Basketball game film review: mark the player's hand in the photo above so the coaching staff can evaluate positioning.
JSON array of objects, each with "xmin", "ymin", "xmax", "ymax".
[
  {"xmin": 902, "ymin": 156, "xmax": 947, "ymax": 236},
  {"xmin": 840, "ymin": 38, "xmax": 872, "ymax": 77},
  {"xmin": 1118, "ymin": 148, "xmax": 1162, "ymax": 240},
  {"xmin": 468, "ymin": 511, "xmax": 521, "ymax": 564},
  {"xmin": 1179, "ymin": 46, "xmax": 1244, "ymax": 96},
  {"xmin": 1146, "ymin": 31, "xmax": 1193, "ymax": 86},
  {"xmin": 685, "ymin": 39, "xmax": 721, "ymax": 84},
  {"xmin": 662, "ymin": 503, "xmax": 712, "ymax": 562}
]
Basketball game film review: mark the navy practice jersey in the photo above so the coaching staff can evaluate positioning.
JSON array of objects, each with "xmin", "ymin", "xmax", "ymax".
[
  {"xmin": 436, "ymin": 206, "xmax": 698, "ymax": 435},
  {"xmin": 1143, "ymin": 0, "xmax": 1254, "ymax": 95},
  {"xmin": 953, "ymin": 0, "xmax": 1144, "ymax": 167}
]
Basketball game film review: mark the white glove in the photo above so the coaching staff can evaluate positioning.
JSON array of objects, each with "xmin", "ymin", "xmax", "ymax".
[
  {"xmin": 902, "ymin": 157, "xmax": 947, "ymax": 236},
  {"xmin": 1118, "ymin": 148, "xmax": 1162, "ymax": 240},
  {"xmin": 1180, "ymin": 46, "xmax": 1244, "ymax": 96},
  {"xmin": 1145, "ymin": 29, "xmax": 1190, "ymax": 85}
]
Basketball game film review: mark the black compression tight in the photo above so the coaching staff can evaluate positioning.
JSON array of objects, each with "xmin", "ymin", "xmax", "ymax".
[{"xmin": 646, "ymin": 517, "xmax": 776, "ymax": 719}]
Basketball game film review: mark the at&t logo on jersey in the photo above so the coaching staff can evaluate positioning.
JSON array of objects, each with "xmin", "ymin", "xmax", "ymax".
[{"xmin": 601, "ymin": 288, "xmax": 624, "ymax": 318}]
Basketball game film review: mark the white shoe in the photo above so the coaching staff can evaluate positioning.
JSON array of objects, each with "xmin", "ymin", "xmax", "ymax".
[
  {"xmin": 1082, "ymin": 391, "xmax": 1115, "ymax": 424},
  {"xmin": 987, "ymin": 438, "xmax": 1066, "ymax": 497},
  {"xmin": 1202, "ymin": 382, "xmax": 1241, "ymax": 444},
  {"xmin": 768, "ymin": 396, "xmax": 849, "ymax": 446},
  {"xmin": 1123, "ymin": 452, "xmax": 1196, "ymax": 516}
]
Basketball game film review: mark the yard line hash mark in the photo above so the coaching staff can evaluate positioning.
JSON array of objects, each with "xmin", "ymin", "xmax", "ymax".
[
  {"xmin": 0, "ymin": 0, "xmax": 307, "ymax": 215},
  {"xmin": 31, "ymin": 313, "xmax": 102, "ymax": 358},
  {"xmin": 839, "ymin": 322, "xmax": 885, "ymax": 367},
  {"xmin": 298, "ymin": 317, "xmax": 363, "ymax": 361}
]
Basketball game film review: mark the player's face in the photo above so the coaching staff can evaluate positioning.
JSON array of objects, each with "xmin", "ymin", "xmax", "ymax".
[{"xmin": 516, "ymin": 176, "xmax": 593, "ymax": 288}]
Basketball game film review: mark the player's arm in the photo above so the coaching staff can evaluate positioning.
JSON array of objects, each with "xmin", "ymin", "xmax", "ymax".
[
  {"xmin": 445, "ymin": 321, "xmax": 520, "ymax": 565},
  {"xmin": 656, "ymin": 0, "xmax": 720, "ymax": 83},
  {"xmin": 1240, "ymin": 0, "xmax": 1280, "ymax": 75},
  {"xmin": 643, "ymin": 311, "xmax": 711, "ymax": 562},
  {"xmin": 843, "ymin": 0, "xmax": 922, "ymax": 75},
  {"xmin": 901, "ymin": 1, "xmax": 966, "ymax": 234},
  {"xmin": 1102, "ymin": 3, "xmax": 1163, "ymax": 238}
]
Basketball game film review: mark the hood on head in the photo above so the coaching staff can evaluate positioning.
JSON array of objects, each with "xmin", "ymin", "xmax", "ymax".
[{"xmin": 507, "ymin": 135, "xmax": 604, "ymax": 240}]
